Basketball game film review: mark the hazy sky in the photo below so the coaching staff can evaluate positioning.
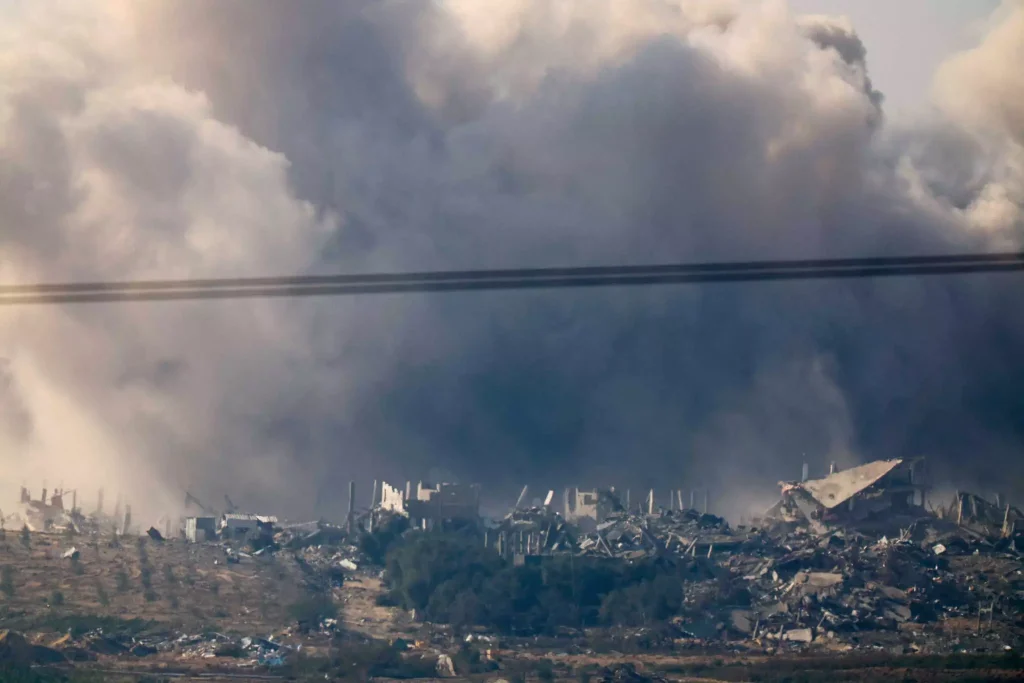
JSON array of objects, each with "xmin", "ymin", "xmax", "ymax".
[{"xmin": 787, "ymin": 0, "xmax": 1004, "ymax": 115}]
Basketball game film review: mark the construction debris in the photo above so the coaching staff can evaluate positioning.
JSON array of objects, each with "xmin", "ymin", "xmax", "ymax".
[
  {"xmin": 8, "ymin": 458, "xmax": 1024, "ymax": 666},
  {"xmin": 478, "ymin": 461, "xmax": 1024, "ymax": 651},
  {"xmin": 436, "ymin": 652, "xmax": 456, "ymax": 677}
]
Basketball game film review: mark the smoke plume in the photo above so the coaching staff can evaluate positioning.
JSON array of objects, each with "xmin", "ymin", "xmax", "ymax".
[{"xmin": 1, "ymin": 0, "xmax": 1022, "ymax": 522}]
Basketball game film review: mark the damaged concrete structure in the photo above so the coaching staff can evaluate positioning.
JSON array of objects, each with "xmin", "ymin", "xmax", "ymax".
[
  {"xmin": 379, "ymin": 482, "xmax": 405, "ymax": 514},
  {"xmin": 771, "ymin": 458, "xmax": 929, "ymax": 531},
  {"xmin": 184, "ymin": 517, "xmax": 217, "ymax": 543},
  {"xmin": 405, "ymin": 482, "xmax": 480, "ymax": 529},
  {"xmin": 219, "ymin": 513, "xmax": 278, "ymax": 539},
  {"xmin": 937, "ymin": 491, "xmax": 1022, "ymax": 537},
  {"xmin": 16, "ymin": 486, "xmax": 86, "ymax": 532},
  {"xmin": 562, "ymin": 487, "xmax": 623, "ymax": 532}
]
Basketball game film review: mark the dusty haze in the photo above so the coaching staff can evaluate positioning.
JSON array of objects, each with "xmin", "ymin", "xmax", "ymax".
[{"xmin": 1, "ymin": 0, "xmax": 1022, "ymax": 525}]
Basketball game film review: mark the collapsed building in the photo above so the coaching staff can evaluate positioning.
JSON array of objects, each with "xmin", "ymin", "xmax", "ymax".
[
  {"xmin": 768, "ymin": 458, "xmax": 929, "ymax": 533},
  {"xmin": 14, "ymin": 487, "xmax": 87, "ymax": 532},
  {"xmin": 562, "ymin": 487, "xmax": 624, "ymax": 532},
  {"xmin": 219, "ymin": 513, "xmax": 278, "ymax": 538},
  {"xmin": 317, "ymin": 479, "xmax": 486, "ymax": 537},
  {"xmin": 401, "ymin": 481, "xmax": 481, "ymax": 529},
  {"xmin": 935, "ymin": 490, "xmax": 1021, "ymax": 538}
]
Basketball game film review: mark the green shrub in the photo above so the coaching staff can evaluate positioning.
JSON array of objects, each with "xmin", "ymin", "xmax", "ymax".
[
  {"xmin": 163, "ymin": 564, "xmax": 176, "ymax": 585},
  {"xmin": 289, "ymin": 595, "xmax": 337, "ymax": 632},
  {"xmin": 94, "ymin": 581, "xmax": 110, "ymax": 607},
  {"xmin": 381, "ymin": 532, "xmax": 700, "ymax": 635},
  {"xmin": 359, "ymin": 514, "xmax": 411, "ymax": 565},
  {"xmin": 1, "ymin": 565, "xmax": 15, "ymax": 597}
]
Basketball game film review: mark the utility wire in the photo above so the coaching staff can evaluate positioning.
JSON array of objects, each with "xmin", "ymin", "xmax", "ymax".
[{"xmin": 1, "ymin": 251, "xmax": 1022, "ymax": 305}]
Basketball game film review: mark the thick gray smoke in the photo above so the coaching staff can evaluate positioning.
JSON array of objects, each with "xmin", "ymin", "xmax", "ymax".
[{"xmin": 1, "ymin": 0, "xmax": 1022, "ymax": 522}]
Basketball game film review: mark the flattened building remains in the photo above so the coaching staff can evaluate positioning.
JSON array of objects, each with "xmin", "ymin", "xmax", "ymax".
[{"xmin": 11, "ymin": 455, "xmax": 1023, "ymax": 654}]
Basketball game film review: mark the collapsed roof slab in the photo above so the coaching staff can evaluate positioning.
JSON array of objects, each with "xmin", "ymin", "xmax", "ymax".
[{"xmin": 789, "ymin": 459, "xmax": 905, "ymax": 509}]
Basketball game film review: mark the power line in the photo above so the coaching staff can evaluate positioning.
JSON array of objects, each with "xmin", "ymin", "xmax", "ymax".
[{"xmin": 1, "ymin": 251, "xmax": 1022, "ymax": 305}]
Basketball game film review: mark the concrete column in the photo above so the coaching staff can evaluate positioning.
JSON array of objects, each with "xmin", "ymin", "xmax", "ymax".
[
  {"xmin": 647, "ymin": 489, "xmax": 655, "ymax": 515},
  {"xmin": 347, "ymin": 481, "xmax": 356, "ymax": 534}
]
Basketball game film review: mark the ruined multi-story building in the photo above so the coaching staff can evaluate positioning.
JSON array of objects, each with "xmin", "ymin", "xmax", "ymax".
[
  {"xmin": 404, "ymin": 482, "xmax": 481, "ymax": 528},
  {"xmin": 562, "ymin": 487, "xmax": 623, "ymax": 532},
  {"xmin": 770, "ymin": 458, "xmax": 929, "ymax": 531}
]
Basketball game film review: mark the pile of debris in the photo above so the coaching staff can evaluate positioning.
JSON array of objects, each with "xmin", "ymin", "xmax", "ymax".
[
  {"xmin": 577, "ymin": 508, "xmax": 743, "ymax": 560},
  {"xmin": 491, "ymin": 460, "xmax": 1024, "ymax": 649},
  {"xmin": 491, "ymin": 506, "xmax": 578, "ymax": 556},
  {"xmin": 685, "ymin": 517, "xmax": 1024, "ymax": 649},
  {"xmin": 44, "ymin": 629, "xmax": 297, "ymax": 669}
]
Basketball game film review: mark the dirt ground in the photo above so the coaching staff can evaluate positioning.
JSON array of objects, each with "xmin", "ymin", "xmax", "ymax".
[{"xmin": 0, "ymin": 530, "xmax": 310, "ymax": 635}]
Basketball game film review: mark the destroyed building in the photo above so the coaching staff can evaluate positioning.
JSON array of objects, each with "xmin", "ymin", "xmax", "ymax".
[
  {"xmin": 220, "ymin": 513, "xmax": 279, "ymax": 537},
  {"xmin": 769, "ymin": 458, "xmax": 929, "ymax": 531},
  {"xmin": 405, "ymin": 482, "xmax": 480, "ymax": 528},
  {"xmin": 184, "ymin": 516, "xmax": 217, "ymax": 543},
  {"xmin": 18, "ymin": 486, "xmax": 79, "ymax": 531},
  {"xmin": 936, "ymin": 491, "xmax": 1022, "ymax": 537},
  {"xmin": 378, "ymin": 481, "xmax": 405, "ymax": 513},
  {"xmin": 562, "ymin": 487, "xmax": 623, "ymax": 532}
]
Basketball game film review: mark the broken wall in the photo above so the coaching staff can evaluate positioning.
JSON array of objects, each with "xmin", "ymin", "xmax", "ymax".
[{"xmin": 380, "ymin": 481, "xmax": 405, "ymax": 513}]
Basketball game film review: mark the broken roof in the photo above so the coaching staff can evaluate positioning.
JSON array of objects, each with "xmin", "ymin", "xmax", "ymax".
[
  {"xmin": 790, "ymin": 459, "xmax": 905, "ymax": 509},
  {"xmin": 221, "ymin": 513, "xmax": 278, "ymax": 524}
]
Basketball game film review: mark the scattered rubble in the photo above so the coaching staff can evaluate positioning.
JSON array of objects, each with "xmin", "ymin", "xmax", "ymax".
[
  {"xmin": 7, "ymin": 459, "xmax": 1024, "ymax": 676},
  {"xmin": 473, "ymin": 465, "xmax": 1024, "ymax": 651}
]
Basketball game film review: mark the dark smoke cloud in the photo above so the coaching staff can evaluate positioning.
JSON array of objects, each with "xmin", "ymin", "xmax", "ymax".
[{"xmin": 0, "ymin": 0, "xmax": 1021, "ymax": 522}]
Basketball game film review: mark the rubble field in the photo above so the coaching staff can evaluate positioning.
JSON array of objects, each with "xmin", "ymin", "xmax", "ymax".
[
  {"xmin": 3, "ymin": 461, "xmax": 1024, "ymax": 680},
  {"xmin": 1, "ymin": 523, "xmax": 1023, "ymax": 681}
]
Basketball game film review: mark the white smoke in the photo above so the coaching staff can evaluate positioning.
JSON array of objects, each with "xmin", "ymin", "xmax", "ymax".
[{"xmin": 0, "ymin": 0, "xmax": 1022, "ymax": 521}]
